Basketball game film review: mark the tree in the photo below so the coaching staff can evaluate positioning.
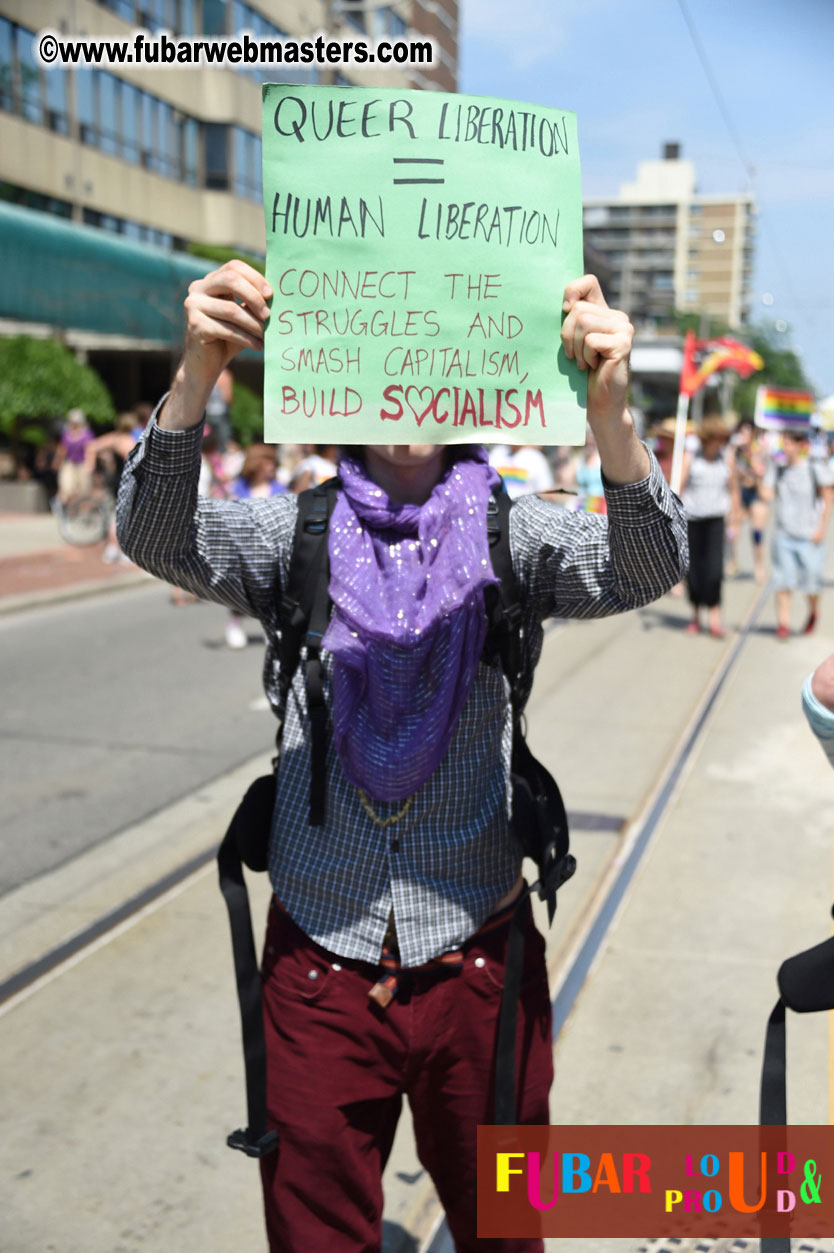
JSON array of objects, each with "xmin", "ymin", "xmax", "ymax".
[
  {"xmin": 230, "ymin": 380, "xmax": 264, "ymax": 446},
  {"xmin": 186, "ymin": 241, "xmax": 265, "ymax": 275},
  {"xmin": 0, "ymin": 337, "xmax": 115, "ymax": 461}
]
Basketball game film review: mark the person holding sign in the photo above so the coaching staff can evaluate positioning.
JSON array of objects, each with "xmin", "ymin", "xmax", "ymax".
[{"xmin": 116, "ymin": 258, "xmax": 687, "ymax": 1252}]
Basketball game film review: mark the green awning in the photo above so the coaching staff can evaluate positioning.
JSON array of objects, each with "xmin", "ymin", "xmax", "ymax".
[{"xmin": 0, "ymin": 201, "xmax": 214, "ymax": 346}]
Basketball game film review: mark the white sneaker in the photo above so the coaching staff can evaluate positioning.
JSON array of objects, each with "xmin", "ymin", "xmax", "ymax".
[{"xmin": 225, "ymin": 619, "xmax": 247, "ymax": 650}]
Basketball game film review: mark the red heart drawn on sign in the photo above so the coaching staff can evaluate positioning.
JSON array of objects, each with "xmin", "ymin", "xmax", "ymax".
[{"xmin": 404, "ymin": 386, "xmax": 437, "ymax": 427}]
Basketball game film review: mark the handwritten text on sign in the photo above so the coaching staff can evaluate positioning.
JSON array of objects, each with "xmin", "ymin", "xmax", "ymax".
[{"xmin": 262, "ymin": 85, "xmax": 586, "ymax": 445}]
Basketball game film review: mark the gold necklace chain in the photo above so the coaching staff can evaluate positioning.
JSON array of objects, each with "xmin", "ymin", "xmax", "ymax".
[{"xmin": 357, "ymin": 789, "xmax": 414, "ymax": 830}]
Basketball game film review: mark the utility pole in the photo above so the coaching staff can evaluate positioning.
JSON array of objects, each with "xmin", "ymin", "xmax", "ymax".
[{"xmin": 690, "ymin": 310, "xmax": 709, "ymax": 428}]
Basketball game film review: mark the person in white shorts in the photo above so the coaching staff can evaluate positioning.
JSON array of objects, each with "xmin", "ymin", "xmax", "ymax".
[{"xmin": 761, "ymin": 429, "xmax": 833, "ymax": 639}]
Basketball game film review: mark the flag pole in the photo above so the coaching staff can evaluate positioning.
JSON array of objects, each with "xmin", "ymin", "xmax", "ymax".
[{"xmin": 670, "ymin": 390, "xmax": 689, "ymax": 496}]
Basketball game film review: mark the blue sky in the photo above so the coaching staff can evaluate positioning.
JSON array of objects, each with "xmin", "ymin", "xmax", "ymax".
[{"xmin": 459, "ymin": 0, "xmax": 834, "ymax": 398}]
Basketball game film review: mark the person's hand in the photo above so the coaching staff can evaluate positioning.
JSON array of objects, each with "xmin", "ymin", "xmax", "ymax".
[
  {"xmin": 182, "ymin": 259, "xmax": 272, "ymax": 389},
  {"xmin": 812, "ymin": 525, "xmax": 824, "ymax": 544},
  {"xmin": 561, "ymin": 275, "xmax": 633, "ymax": 424}
]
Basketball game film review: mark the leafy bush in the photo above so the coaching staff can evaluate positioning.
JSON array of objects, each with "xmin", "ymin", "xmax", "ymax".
[
  {"xmin": 230, "ymin": 379, "xmax": 264, "ymax": 446},
  {"xmin": 0, "ymin": 336, "xmax": 115, "ymax": 441},
  {"xmin": 185, "ymin": 241, "xmax": 265, "ymax": 275}
]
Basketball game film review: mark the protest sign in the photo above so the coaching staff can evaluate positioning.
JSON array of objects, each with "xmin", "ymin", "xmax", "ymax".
[{"xmin": 261, "ymin": 84, "xmax": 586, "ymax": 445}]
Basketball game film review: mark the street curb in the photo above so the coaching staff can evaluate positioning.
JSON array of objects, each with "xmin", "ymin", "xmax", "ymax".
[{"xmin": 0, "ymin": 569, "xmax": 157, "ymax": 616}]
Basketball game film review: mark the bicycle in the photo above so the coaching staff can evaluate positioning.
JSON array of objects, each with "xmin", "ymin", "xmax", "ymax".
[{"xmin": 51, "ymin": 485, "xmax": 114, "ymax": 547}]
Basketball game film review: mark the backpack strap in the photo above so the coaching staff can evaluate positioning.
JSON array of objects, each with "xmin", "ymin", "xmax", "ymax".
[
  {"xmin": 486, "ymin": 488, "xmax": 575, "ymax": 918},
  {"xmin": 484, "ymin": 490, "xmax": 523, "ymax": 700},
  {"xmin": 775, "ymin": 458, "xmax": 820, "ymax": 508},
  {"xmin": 273, "ymin": 475, "xmax": 575, "ymax": 1127},
  {"xmin": 485, "ymin": 486, "xmax": 576, "ymax": 1125},
  {"xmin": 217, "ymin": 774, "xmax": 281, "ymax": 1158},
  {"xmin": 758, "ymin": 916, "xmax": 834, "ymax": 1253},
  {"xmin": 278, "ymin": 478, "xmax": 340, "ymax": 826}
]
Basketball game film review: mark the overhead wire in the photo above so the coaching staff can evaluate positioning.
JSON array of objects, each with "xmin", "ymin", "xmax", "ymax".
[{"xmin": 674, "ymin": 0, "xmax": 799, "ymax": 309}]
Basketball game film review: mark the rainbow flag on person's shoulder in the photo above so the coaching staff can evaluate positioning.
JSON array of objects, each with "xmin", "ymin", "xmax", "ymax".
[{"xmin": 754, "ymin": 384, "xmax": 815, "ymax": 431}]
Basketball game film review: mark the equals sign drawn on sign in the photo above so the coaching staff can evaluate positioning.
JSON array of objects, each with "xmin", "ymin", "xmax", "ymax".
[{"xmin": 392, "ymin": 158, "xmax": 445, "ymax": 185}]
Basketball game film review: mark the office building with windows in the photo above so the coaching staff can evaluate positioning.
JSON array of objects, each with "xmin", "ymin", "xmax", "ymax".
[
  {"xmin": 583, "ymin": 143, "xmax": 756, "ymax": 331},
  {"xmin": 0, "ymin": 0, "xmax": 458, "ymax": 404}
]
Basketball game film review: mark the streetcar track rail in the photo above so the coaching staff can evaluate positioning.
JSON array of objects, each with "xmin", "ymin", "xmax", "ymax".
[
  {"xmin": 421, "ymin": 582, "xmax": 771, "ymax": 1253},
  {"xmin": 0, "ymin": 580, "xmax": 772, "ymax": 1253}
]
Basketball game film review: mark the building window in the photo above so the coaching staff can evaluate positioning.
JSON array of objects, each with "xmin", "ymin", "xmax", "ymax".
[
  {"xmin": 204, "ymin": 122, "xmax": 229, "ymax": 190},
  {"xmin": 159, "ymin": 102, "xmax": 181, "ymax": 177},
  {"xmin": 0, "ymin": 18, "xmax": 13, "ymax": 114},
  {"xmin": 83, "ymin": 206, "xmax": 177, "ymax": 249},
  {"xmin": 583, "ymin": 207, "xmax": 609, "ymax": 228},
  {"xmin": 18, "ymin": 26, "xmax": 44, "ymax": 125},
  {"xmin": 140, "ymin": 92, "xmax": 161, "ymax": 169},
  {"xmin": 179, "ymin": 0, "xmax": 198, "ymax": 35},
  {"xmin": 75, "ymin": 68, "xmax": 199, "ymax": 186},
  {"xmin": 83, "ymin": 207, "xmax": 122, "ymax": 233},
  {"xmin": 379, "ymin": 7, "xmax": 408, "ymax": 38},
  {"xmin": 96, "ymin": 0, "xmax": 137, "ymax": 19},
  {"xmin": 228, "ymin": 3, "xmax": 317, "ymax": 84},
  {"xmin": 232, "ymin": 126, "xmax": 261, "ymax": 201},
  {"xmin": 138, "ymin": 0, "xmax": 179, "ymax": 30},
  {"xmin": 0, "ymin": 19, "xmax": 70, "ymax": 133},
  {"xmin": 202, "ymin": 0, "xmax": 228, "ymax": 35},
  {"xmin": 183, "ymin": 117, "xmax": 199, "ymax": 187},
  {"xmin": 0, "ymin": 180, "xmax": 73, "ymax": 217},
  {"xmin": 342, "ymin": 0, "xmax": 367, "ymax": 32},
  {"xmin": 45, "ymin": 64, "xmax": 69, "ymax": 134},
  {"xmin": 121, "ymin": 82, "xmax": 141, "ymax": 163},
  {"xmin": 98, "ymin": 71, "xmax": 120, "ymax": 156}
]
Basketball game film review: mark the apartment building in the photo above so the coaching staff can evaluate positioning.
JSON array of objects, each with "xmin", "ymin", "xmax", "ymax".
[
  {"xmin": 0, "ymin": 0, "xmax": 458, "ymax": 402},
  {"xmin": 583, "ymin": 143, "xmax": 756, "ymax": 330}
]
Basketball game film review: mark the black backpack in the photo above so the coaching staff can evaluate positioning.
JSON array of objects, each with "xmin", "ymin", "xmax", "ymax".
[
  {"xmin": 759, "ymin": 908, "xmax": 834, "ymax": 1253},
  {"xmin": 218, "ymin": 477, "xmax": 576, "ymax": 1158}
]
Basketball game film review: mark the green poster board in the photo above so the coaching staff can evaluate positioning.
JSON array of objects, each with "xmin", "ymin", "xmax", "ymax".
[{"xmin": 261, "ymin": 84, "xmax": 586, "ymax": 445}]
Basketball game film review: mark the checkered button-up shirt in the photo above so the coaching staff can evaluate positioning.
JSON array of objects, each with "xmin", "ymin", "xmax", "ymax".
[{"xmin": 117, "ymin": 409, "xmax": 688, "ymax": 967}]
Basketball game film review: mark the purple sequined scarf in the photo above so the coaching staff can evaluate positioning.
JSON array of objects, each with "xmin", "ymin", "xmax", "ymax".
[{"xmin": 321, "ymin": 450, "xmax": 501, "ymax": 802}]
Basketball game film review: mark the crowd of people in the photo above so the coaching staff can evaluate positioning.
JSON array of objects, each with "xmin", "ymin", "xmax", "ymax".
[
  {"xmin": 669, "ymin": 415, "xmax": 833, "ymax": 640},
  {"xmin": 501, "ymin": 414, "xmax": 834, "ymax": 642},
  {"xmin": 35, "ymin": 391, "xmax": 833, "ymax": 647}
]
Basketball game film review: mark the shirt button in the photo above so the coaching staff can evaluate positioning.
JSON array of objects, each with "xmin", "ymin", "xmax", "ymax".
[
  {"xmin": 332, "ymin": 963, "xmax": 342, "ymax": 972},
  {"xmin": 307, "ymin": 969, "xmax": 319, "ymax": 980},
  {"xmin": 266, "ymin": 945, "xmax": 275, "ymax": 955},
  {"xmin": 474, "ymin": 957, "xmax": 486, "ymax": 968}
]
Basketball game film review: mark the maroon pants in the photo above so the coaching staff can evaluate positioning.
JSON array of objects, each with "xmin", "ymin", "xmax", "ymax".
[{"xmin": 259, "ymin": 897, "xmax": 553, "ymax": 1252}]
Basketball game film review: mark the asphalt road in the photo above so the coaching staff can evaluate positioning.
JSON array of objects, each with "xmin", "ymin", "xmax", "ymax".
[{"xmin": 1, "ymin": 583, "xmax": 273, "ymax": 895}]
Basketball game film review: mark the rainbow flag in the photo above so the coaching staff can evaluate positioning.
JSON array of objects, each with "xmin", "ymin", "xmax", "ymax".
[{"xmin": 754, "ymin": 385, "xmax": 815, "ymax": 431}]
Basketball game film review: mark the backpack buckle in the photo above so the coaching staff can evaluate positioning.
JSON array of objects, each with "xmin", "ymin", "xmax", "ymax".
[
  {"xmin": 503, "ymin": 602, "xmax": 522, "ymax": 631},
  {"xmin": 304, "ymin": 492, "xmax": 330, "ymax": 535},
  {"xmin": 534, "ymin": 849, "xmax": 577, "ymax": 903},
  {"xmin": 226, "ymin": 1127, "xmax": 279, "ymax": 1158}
]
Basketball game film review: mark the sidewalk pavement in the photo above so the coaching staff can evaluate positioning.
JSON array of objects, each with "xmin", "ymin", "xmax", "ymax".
[{"xmin": 0, "ymin": 512, "xmax": 153, "ymax": 613}]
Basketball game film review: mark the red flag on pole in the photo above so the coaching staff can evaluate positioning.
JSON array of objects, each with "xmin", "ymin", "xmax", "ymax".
[{"xmin": 680, "ymin": 334, "xmax": 764, "ymax": 397}]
